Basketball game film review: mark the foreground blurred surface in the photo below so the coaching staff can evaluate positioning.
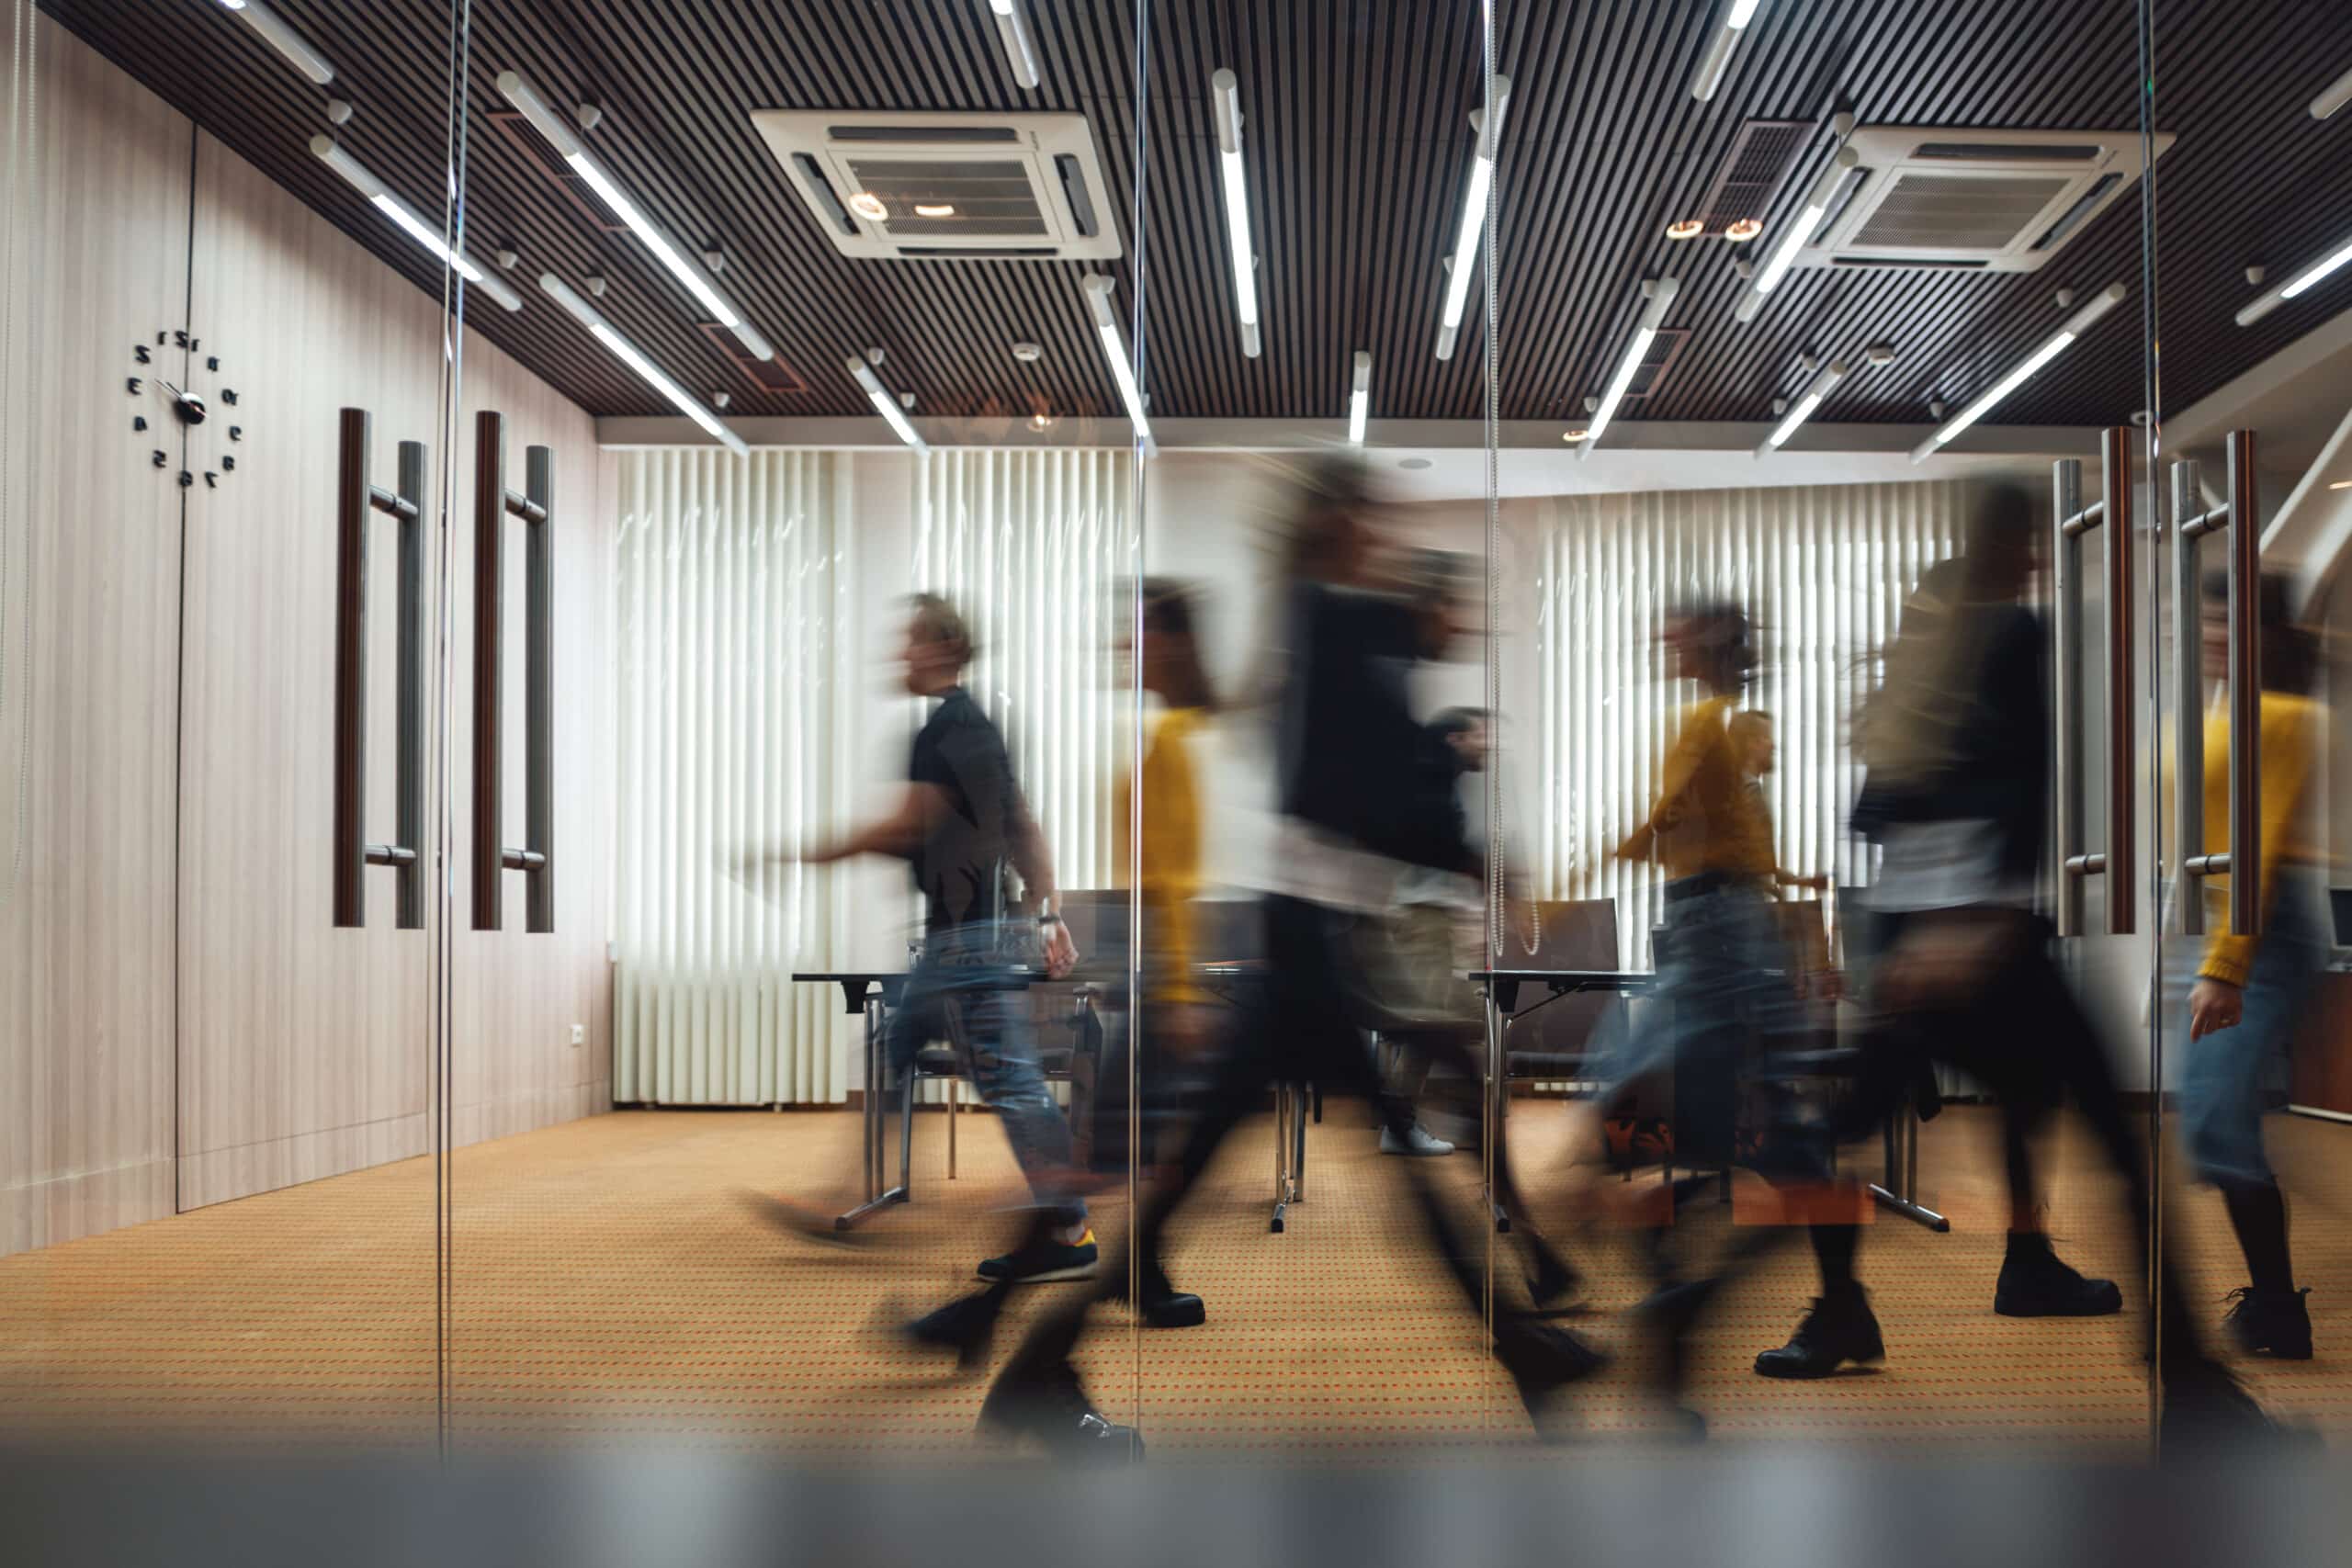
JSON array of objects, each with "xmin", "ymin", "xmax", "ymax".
[{"xmin": 6, "ymin": 1447, "xmax": 2349, "ymax": 1568}]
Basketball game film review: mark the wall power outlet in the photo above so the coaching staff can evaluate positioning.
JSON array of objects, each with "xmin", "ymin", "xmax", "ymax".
[{"xmin": 569, "ymin": 1023, "xmax": 586, "ymax": 1046}]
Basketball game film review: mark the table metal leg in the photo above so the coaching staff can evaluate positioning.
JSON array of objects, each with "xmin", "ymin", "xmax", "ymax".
[
  {"xmin": 835, "ymin": 994, "xmax": 911, "ymax": 1231},
  {"xmin": 1868, "ymin": 1102, "xmax": 1950, "ymax": 1232}
]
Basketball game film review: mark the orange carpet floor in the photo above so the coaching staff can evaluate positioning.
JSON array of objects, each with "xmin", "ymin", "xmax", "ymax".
[{"xmin": 3, "ymin": 1102, "xmax": 2348, "ymax": 1455}]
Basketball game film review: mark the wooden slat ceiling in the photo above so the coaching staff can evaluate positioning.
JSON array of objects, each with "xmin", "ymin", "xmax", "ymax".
[{"xmin": 42, "ymin": 0, "xmax": 2352, "ymax": 434}]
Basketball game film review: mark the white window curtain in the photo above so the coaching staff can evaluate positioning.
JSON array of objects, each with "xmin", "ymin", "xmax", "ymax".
[
  {"xmin": 913, "ymin": 448, "xmax": 1136, "ymax": 900},
  {"xmin": 611, "ymin": 449, "xmax": 860, "ymax": 1106},
  {"xmin": 1521, "ymin": 479, "xmax": 1973, "ymax": 966}
]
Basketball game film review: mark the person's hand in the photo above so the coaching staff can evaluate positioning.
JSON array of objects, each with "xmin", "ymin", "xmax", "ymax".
[
  {"xmin": 1798, "ymin": 873, "xmax": 1830, "ymax": 893},
  {"xmin": 2188, "ymin": 977, "xmax": 2245, "ymax": 1042},
  {"xmin": 1042, "ymin": 918, "xmax": 1080, "ymax": 980}
]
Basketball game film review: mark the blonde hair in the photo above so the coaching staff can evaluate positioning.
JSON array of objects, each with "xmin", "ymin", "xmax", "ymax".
[{"xmin": 906, "ymin": 592, "xmax": 975, "ymax": 671}]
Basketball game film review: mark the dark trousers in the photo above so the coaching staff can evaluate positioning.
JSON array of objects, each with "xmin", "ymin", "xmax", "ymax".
[{"xmin": 995, "ymin": 893, "xmax": 1566, "ymax": 1382}]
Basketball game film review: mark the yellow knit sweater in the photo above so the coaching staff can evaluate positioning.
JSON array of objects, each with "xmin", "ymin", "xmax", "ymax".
[{"xmin": 2191, "ymin": 692, "xmax": 2321, "ymax": 987}]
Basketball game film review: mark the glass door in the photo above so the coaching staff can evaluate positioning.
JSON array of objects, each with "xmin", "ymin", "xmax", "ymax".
[
  {"xmin": 2141, "ymin": 0, "xmax": 2352, "ymax": 1445},
  {"xmin": 0, "ymin": 0, "xmax": 467, "ymax": 1445}
]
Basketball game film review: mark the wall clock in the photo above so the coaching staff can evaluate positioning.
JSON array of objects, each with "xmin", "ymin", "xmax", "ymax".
[{"xmin": 127, "ymin": 328, "xmax": 244, "ymax": 489}]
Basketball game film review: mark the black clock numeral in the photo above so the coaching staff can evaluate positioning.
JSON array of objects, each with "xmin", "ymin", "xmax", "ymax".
[
  {"xmin": 152, "ymin": 450, "xmax": 167, "ymax": 468},
  {"xmin": 173, "ymin": 330, "xmax": 188, "ymax": 349},
  {"xmin": 189, "ymin": 337, "xmax": 200, "ymax": 353},
  {"xmin": 206, "ymin": 355, "xmax": 219, "ymax": 372},
  {"xmin": 133, "ymin": 415, "xmax": 147, "ymax": 432},
  {"xmin": 126, "ymin": 377, "xmax": 142, "ymax": 394},
  {"xmin": 133, "ymin": 344, "xmax": 151, "ymax": 365},
  {"xmin": 220, "ymin": 388, "xmax": 238, "ymax": 407},
  {"xmin": 203, "ymin": 471, "xmax": 219, "ymax": 490},
  {"xmin": 154, "ymin": 331, "xmax": 165, "ymax": 346},
  {"xmin": 177, "ymin": 470, "xmax": 193, "ymax": 489},
  {"xmin": 228, "ymin": 424, "xmax": 243, "ymax": 442},
  {"xmin": 221, "ymin": 455, "xmax": 235, "ymax": 472}
]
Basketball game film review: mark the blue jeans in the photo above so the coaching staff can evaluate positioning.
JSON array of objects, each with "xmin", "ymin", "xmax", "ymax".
[
  {"xmin": 888, "ymin": 921, "xmax": 1086, "ymax": 1228},
  {"xmin": 2170, "ymin": 869, "xmax": 2327, "ymax": 1190}
]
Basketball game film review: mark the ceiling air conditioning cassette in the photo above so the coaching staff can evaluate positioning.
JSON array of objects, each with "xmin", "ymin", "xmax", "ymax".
[
  {"xmin": 1796, "ymin": 125, "xmax": 2174, "ymax": 276},
  {"xmin": 753, "ymin": 109, "xmax": 1122, "ymax": 261}
]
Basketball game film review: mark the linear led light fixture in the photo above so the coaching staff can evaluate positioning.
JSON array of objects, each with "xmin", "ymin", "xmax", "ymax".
[
  {"xmin": 1909, "ymin": 282, "xmax": 2126, "ymax": 462},
  {"xmin": 309, "ymin": 136, "xmax": 521, "ymax": 310},
  {"xmin": 2235, "ymin": 229, "xmax": 2352, "ymax": 326},
  {"xmin": 1211, "ymin": 69, "xmax": 1261, "ymax": 357},
  {"xmin": 1082, "ymin": 275, "xmax": 1154, "ymax": 456},
  {"xmin": 1434, "ymin": 73, "xmax": 1512, "ymax": 361},
  {"xmin": 540, "ymin": 274, "xmax": 747, "ymax": 456},
  {"xmin": 2312, "ymin": 63, "xmax": 2352, "ymax": 120},
  {"xmin": 214, "ymin": 0, "xmax": 334, "ymax": 85},
  {"xmin": 1734, "ymin": 146, "xmax": 1859, "ymax": 323},
  {"xmin": 987, "ymin": 0, "xmax": 1043, "ymax": 91},
  {"xmin": 1690, "ymin": 0, "xmax": 1767, "ymax": 102},
  {"xmin": 498, "ymin": 72, "xmax": 775, "ymax": 360},
  {"xmin": 847, "ymin": 357, "xmax": 929, "ymax": 454},
  {"xmin": 1347, "ymin": 351, "xmax": 1371, "ymax": 446},
  {"xmin": 1577, "ymin": 277, "xmax": 1679, "ymax": 457},
  {"xmin": 1755, "ymin": 360, "xmax": 1848, "ymax": 457}
]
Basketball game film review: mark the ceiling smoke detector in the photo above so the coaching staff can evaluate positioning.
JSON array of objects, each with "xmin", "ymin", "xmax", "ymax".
[{"xmin": 1012, "ymin": 342, "xmax": 1044, "ymax": 363}]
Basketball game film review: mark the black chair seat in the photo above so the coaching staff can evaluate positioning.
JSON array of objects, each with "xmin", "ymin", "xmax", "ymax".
[{"xmin": 1505, "ymin": 1052, "xmax": 1590, "ymax": 1078}]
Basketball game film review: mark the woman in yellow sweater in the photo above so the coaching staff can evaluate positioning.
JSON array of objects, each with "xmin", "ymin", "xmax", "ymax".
[{"xmin": 2177, "ymin": 570, "xmax": 2328, "ymax": 1360}]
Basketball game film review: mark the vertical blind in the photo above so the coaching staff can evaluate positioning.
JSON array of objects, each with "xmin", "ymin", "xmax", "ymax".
[
  {"xmin": 611, "ymin": 449, "xmax": 860, "ymax": 1106},
  {"xmin": 1521, "ymin": 479, "xmax": 1973, "ymax": 965},
  {"xmin": 612, "ymin": 446, "xmax": 1135, "ymax": 1107},
  {"xmin": 914, "ymin": 448, "xmax": 1135, "ymax": 900}
]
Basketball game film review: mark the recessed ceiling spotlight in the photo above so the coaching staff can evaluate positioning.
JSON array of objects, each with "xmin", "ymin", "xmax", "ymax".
[
  {"xmin": 1027, "ymin": 411, "xmax": 1057, "ymax": 434},
  {"xmin": 1666, "ymin": 219, "xmax": 1705, "ymax": 241},
  {"xmin": 1724, "ymin": 219, "xmax": 1763, "ymax": 243},
  {"xmin": 1561, "ymin": 426, "xmax": 1589, "ymax": 443},
  {"xmin": 1865, "ymin": 342, "xmax": 1895, "ymax": 366},
  {"xmin": 913, "ymin": 203, "xmax": 956, "ymax": 218},
  {"xmin": 1398, "ymin": 457, "xmax": 1434, "ymax": 470},
  {"xmin": 848, "ymin": 191, "xmax": 888, "ymax": 222},
  {"xmin": 1012, "ymin": 342, "xmax": 1044, "ymax": 363}
]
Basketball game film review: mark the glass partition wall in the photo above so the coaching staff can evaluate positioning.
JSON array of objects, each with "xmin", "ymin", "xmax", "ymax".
[{"xmin": 0, "ymin": 0, "xmax": 465, "ymax": 1446}]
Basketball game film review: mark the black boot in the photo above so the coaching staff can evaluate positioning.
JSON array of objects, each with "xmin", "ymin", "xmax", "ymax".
[
  {"xmin": 2222, "ymin": 1286, "xmax": 2314, "ymax": 1359},
  {"xmin": 979, "ymin": 1359, "xmax": 1143, "ymax": 1461},
  {"xmin": 2159, "ymin": 1356, "xmax": 2312, "ymax": 1454},
  {"xmin": 1140, "ymin": 1262, "xmax": 1205, "ymax": 1329},
  {"xmin": 1754, "ymin": 1285, "xmax": 1884, "ymax": 1379},
  {"xmin": 1994, "ymin": 1232, "xmax": 2123, "ymax": 1318}
]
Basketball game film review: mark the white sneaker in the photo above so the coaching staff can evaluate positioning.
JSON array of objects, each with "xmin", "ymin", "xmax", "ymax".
[{"xmin": 1380, "ymin": 1122, "xmax": 1455, "ymax": 1156}]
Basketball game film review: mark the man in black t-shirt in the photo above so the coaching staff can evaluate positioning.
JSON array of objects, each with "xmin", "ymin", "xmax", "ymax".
[{"xmin": 784, "ymin": 595, "xmax": 1094, "ymax": 1286}]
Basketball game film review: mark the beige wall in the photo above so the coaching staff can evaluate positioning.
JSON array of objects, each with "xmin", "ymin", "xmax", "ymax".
[{"xmin": 0, "ymin": 16, "xmax": 612, "ymax": 1249}]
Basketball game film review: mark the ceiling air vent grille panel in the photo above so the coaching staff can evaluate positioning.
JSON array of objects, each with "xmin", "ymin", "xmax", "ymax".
[
  {"xmin": 1698, "ymin": 119, "xmax": 1807, "ymax": 233},
  {"xmin": 753, "ymin": 110, "xmax": 1122, "ymax": 260},
  {"xmin": 1794, "ymin": 125, "xmax": 2172, "ymax": 275}
]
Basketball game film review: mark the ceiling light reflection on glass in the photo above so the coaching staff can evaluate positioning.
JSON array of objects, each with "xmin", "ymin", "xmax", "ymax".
[
  {"xmin": 1910, "ymin": 283, "xmax": 2126, "ymax": 461},
  {"xmin": 1211, "ymin": 69, "xmax": 1263, "ymax": 358},
  {"xmin": 1434, "ymin": 74, "xmax": 1511, "ymax": 361},
  {"xmin": 308, "ymin": 136, "xmax": 521, "ymax": 309},
  {"xmin": 1347, "ymin": 351, "xmax": 1371, "ymax": 446},
  {"xmin": 497, "ymin": 71, "xmax": 775, "ymax": 360},
  {"xmin": 1082, "ymin": 275, "xmax": 1154, "ymax": 456},
  {"xmin": 1578, "ymin": 277, "xmax": 1679, "ymax": 458}
]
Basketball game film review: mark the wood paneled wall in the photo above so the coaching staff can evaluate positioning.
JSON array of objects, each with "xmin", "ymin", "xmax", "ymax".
[
  {"xmin": 1, "ymin": 15, "xmax": 614, "ymax": 1247},
  {"xmin": 0, "ymin": 12, "xmax": 187, "ymax": 1255}
]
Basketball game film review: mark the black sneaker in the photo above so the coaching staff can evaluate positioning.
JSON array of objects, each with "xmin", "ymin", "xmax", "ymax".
[
  {"xmin": 1754, "ymin": 1287, "xmax": 1885, "ymax": 1379},
  {"xmin": 977, "ymin": 1229, "xmax": 1100, "ymax": 1284},
  {"xmin": 1994, "ymin": 1233, "xmax": 2123, "ymax": 1318},
  {"xmin": 2222, "ymin": 1286, "xmax": 2314, "ymax": 1359},
  {"xmin": 980, "ymin": 1360, "xmax": 1142, "ymax": 1462}
]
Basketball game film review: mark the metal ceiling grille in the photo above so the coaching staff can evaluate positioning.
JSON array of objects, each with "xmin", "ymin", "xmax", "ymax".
[
  {"xmin": 40, "ymin": 0, "xmax": 2352, "ymax": 431},
  {"xmin": 1849, "ymin": 174, "xmax": 2076, "ymax": 251},
  {"xmin": 488, "ymin": 108, "xmax": 628, "ymax": 233},
  {"xmin": 1623, "ymin": 328, "xmax": 1690, "ymax": 401},
  {"xmin": 1698, "ymin": 119, "xmax": 1806, "ymax": 233},
  {"xmin": 844, "ymin": 157, "xmax": 1047, "ymax": 237}
]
